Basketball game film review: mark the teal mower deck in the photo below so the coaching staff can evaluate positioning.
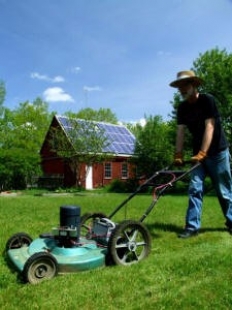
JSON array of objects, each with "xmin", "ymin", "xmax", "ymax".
[{"xmin": 6, "ymin": 205, "xmax": 151, "ymax": 284}]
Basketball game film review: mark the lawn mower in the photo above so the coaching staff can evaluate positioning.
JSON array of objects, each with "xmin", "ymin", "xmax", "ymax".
[{"xmin": 5, "ymin": 162, "xmax": 200, "ymax": 284}]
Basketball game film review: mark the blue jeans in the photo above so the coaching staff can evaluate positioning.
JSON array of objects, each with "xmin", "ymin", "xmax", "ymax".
[{"xmin": 186, "ymin": 148, "xmax": 232, "ymax": 231}]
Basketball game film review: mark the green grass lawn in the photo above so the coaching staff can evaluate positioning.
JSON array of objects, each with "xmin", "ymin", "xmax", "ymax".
[{"xmin": 0, "ymin": 191, "xmax": 232, "ymax": 309}]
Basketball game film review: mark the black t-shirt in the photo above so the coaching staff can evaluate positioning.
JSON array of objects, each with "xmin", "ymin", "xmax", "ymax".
[{"xmin": 177, "ymin": 93, "xmax": 228, "ymax": 155}]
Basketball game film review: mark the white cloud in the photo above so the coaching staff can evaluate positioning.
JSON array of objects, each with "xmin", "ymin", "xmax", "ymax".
[
  {"xmin": 52, "ymin": 76, "xmax": 65, "ymax": 82},
  {"xmin": 71, "ymin": 66, "xmax": 81, "ymax": 73},
  {"xmin": 43, "ymin": 87, "xmax": 74, "ymax": 102},
  {"xmin": 157, "ymin": 50, "xmax": 172, "ymax": 57},
  {"xmin": 83, "ymin": 86, "xmax": 102, "ymax": 92},
  {"xmin": 119, "ymin": 118, "xmax": 146, "ymax": 127},
  {"xmin": 30, "ymin": 72, "xmax": 65, "ymax": 83},
  {"xmin": 138, "ymin": 118, "xmax": 146, "ymax": 127}
]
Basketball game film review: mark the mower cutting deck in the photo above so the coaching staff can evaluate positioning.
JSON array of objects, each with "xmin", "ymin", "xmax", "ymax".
[
  {"xmin": 6, "ymin": 206, "xmax": 151, "ymax": 284},
  {"xmin": 6, "ymin": 206, "xmax": 108, "ymax": 284}
]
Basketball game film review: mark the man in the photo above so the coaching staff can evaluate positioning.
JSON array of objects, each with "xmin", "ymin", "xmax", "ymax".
[{"xmin": 170, "ymin": 70, "xmax": 232, "ymax": 238}]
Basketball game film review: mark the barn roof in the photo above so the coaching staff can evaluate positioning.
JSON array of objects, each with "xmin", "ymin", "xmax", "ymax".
[{"xmin": 56, "ymin": 115, "xmax": 136, "ymax": 156}]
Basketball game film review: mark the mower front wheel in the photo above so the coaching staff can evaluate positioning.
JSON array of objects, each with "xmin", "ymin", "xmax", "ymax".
[
  {"xmin": 109, "ymin": 220, "xmax": 151, "ymax": 266},
  {"xmin": 5, "ymin": 232, "xmax": 33, "ymax": 251},
  {"xmin": 23, "ymin": 252, "xmax": 58, "ymax": 284}
]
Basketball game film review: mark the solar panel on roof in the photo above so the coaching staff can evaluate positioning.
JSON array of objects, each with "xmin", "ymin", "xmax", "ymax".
[{"xmin": 56, "ymin": 115, "xmax": 136, "ymax": 155}]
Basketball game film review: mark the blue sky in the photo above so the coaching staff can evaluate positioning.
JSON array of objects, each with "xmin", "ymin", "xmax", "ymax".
[{"xmin": 1, "ymin": 0, "xmax": 232, "ymax": 123}]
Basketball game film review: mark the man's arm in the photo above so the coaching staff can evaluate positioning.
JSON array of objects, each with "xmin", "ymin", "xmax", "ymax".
[
  {"xmin": 191, "ymin": 118, "xmax": 215, "ymax": 162},
  {"xmin": 200, "ymin": 118, "xmax": 215, "ymax": 153},
  {"xmin": 175, "ymin": 124, "xmax": 185, "ymax": 153}
]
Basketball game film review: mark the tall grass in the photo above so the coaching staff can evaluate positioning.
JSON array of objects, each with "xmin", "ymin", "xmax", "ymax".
[{"xmin": 0, "ymin": 192, "xmax": 232, "ymax": 309}]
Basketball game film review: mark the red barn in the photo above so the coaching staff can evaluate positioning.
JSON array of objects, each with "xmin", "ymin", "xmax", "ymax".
[{"xmin": 40, "ymin": 115, "xmax": 136, "ymax": 189}]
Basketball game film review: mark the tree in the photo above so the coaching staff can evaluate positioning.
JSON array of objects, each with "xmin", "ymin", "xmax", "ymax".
[
  {"xmin": 0, "ymin": 81, "xmax": 7, "ymax": 144},
  {"xmin": 50, "ymin": 117, "xmax": 111, "ymax": 187},
  {"xmin": 0, "ymin": 98, "xmax": 53, "ymax": 190},
  {"xmin": 133, "ymin": 115, "xmax": 174, "ymax": 176},
  {"xmin": 0, "ymin": 80, "xmax": 6, "ymax": 108},
  {"xmin": 64, "ymin": 107, "xmax": 118, "ymax": 124},
  {"xmin": 10, "ymin": 98, "xmax": 52, "ymax": 149}
]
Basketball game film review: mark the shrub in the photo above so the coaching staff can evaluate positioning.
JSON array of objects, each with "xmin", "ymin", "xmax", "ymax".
[{"xmin": 107, "ymin": 179, "xmax": 126, "ymax": 193}]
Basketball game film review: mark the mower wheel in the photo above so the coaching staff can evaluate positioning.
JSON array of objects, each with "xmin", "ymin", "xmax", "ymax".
[
  {"xmin": 23, "ymin": 252, "xmax": 58, "ymax": 284},
  {"xmin": 5, "ymin": 232, "xmax": 33, "ymax": 251},
  {"xmin": 80, "ymin": 212, "xmax": 107, "ymax": 238},
  {"xmin": 108, "ymin": 220, "xmax": 151, "ymax": 266}
]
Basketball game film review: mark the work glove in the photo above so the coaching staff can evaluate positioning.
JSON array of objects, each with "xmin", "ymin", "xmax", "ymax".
[
  {"xmin": 191, "ymin": 150, "xmax": 207, "ymax": 162},
  {"xmin": 173, "ymin": 152, "xmax": 183, "ymax": 166}
]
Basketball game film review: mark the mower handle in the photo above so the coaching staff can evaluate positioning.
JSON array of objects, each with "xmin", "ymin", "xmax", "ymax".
[
  {"xmin": 108, "ymin": 161, "xmax": 201, "ymax": 220},
  {"xmin": 171, "ymin": 159, "xmax": 203, "ymax": 166}
]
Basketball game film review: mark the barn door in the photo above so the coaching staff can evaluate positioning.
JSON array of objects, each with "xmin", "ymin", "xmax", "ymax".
[{"xmin": 85, "ymin": 165, "xmax": 93, "ymax": 189}]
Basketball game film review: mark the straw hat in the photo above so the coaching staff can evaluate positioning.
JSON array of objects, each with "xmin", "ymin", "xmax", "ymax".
[{"xmin": 169, "ymin": 70, "xmax": 203, "ymax": 88}]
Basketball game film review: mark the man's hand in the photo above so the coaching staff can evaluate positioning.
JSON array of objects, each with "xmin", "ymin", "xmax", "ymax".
[
  {"xmin": 174, "ymin": 152, "xmax": 183, "ymax": 165},
  {"xmin": 191, "ymin": 150, "xmax": 207, "ymax": 162}
]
